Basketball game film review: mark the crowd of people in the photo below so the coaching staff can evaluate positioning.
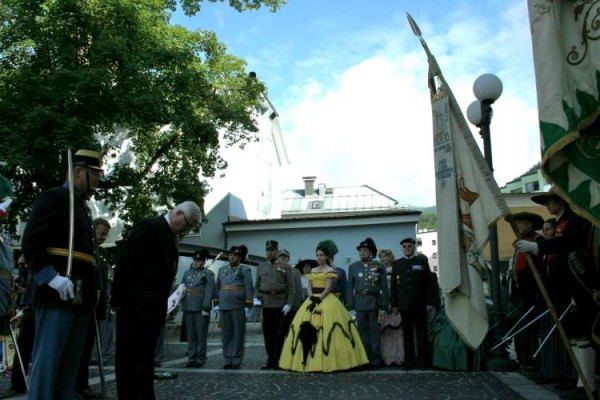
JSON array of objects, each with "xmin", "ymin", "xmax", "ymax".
[{"xmin": 0, "ymin": 148, "xmax": 598, "ymax": 400}]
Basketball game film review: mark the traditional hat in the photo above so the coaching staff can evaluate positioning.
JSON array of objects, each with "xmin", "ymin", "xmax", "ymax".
[
  {"xmin": 229, "ymin": 245, "xmax": 248, "ymax": 260},
  {"xmin": 193, "ymin": 248, "xmax": 210, "ymax": 261},
  {"xmin": 356, "ymin": 237, "xmax": 377, "ymax": 255},
  {"xmin": 508, "ymin": 212, "xmax": 544, "ymax": 231},
  {"xmin": 265, "ymin": 240, "xmax": 279, "ymax": 250},
  {"xmin": 316, "ymin": 240, "xmax": 338, "ymax": 257},
  {"xmin": 531, "ymin": 188, "xmax": 565, "ymax": 206},
  {"xmin": 74, "ymin": 149, "xmax": 104, "ymax": 171},
  {"xmin": 296, "ymin": 259, "xmax": 318, "ymax": 269},
  {"xmin": 279, "ymin": 248, "xmax": 290, "ymax": 258},
  {"xmin": 400, "ymin": 237, "xmax": 416, "ymax": 245}
]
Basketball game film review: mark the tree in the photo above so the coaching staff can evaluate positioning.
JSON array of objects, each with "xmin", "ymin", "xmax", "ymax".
[{"xmin": 0, "ymin": 0, "xmax": 286, "ymax": 233}]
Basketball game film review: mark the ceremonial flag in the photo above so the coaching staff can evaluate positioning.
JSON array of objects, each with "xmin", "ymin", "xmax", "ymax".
[
  {"xmin": 407, "ymin": 14, "xmax": 510, "ymax": 349},
  {"xmin": 528, "ymin": 1, "xmax": 600, "ymax": 226}
]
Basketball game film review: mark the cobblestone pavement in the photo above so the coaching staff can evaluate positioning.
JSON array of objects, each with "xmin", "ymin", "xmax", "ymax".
[{"xmin": 0, "ymin": 323, "xmax": 568, "ymax": 399}]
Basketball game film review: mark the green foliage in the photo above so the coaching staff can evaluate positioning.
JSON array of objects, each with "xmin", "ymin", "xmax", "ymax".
[
  {"xmin": 0, "ymin": 0, "xmax": 285, "ymax": 232},
  {"xmin": 418, "ymin": 211, "xmax": 437, "ymax": 231}
]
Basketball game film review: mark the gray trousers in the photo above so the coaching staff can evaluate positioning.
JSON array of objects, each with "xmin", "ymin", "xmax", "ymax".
[
  {"xmin": 356, "ymin": 310, "xmax": 382, "ymax": 364},
  {"xmin": 184, "ymin": 311, "xmax": 209, "ymax": 363},
  {"xmin": 220, "ymin": 308, "xmax": 246, "ymax": 366}
]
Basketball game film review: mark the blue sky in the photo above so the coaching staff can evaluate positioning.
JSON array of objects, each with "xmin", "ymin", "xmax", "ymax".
[{"xmin": 172, "ymin": 0, "xmax": 538, "ymax": 207}]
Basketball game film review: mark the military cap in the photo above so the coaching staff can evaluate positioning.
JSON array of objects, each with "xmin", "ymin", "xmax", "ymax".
[
  {"xmin": 279, "ymin": 248, "xmax": 290, "ymax": 258},
  {"xmin": 193, "ymin": 248, "xmax": 210, "ymax": 261},
  {"xmin": 531, "ymin": 188, "xmax": 565, "ymax": 206},
  {"xmin": 508, "ymin": 212, "xmax": 544, "ymax": 231},
  {"xmin": 356, "ymin": 237, "xmax": 377, "ymax": 255},
  {"xmin": 265, "ymin": 240, "xmax": 279, "ymax": 250},
  {"xmin": 229, "ymin": 245, "xmax": 248, "ymax": 260},
  {"xmin": 74, "ymin": 149, "xmax": 104, "ymax": 171},
  {"xmin": 400, "ymin": 237, "xmax": 416, "ymax": 245}
]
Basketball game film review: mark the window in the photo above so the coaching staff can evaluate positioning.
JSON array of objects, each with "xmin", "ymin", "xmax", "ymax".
[
  {"xmin": 417, "ymin": 239, "xmax": 422, "ymax": 246},
  {"xmin": 432, "ymin": 240, "xmax": 436, "ymax": 246},
  {"xmin": 310, "ymin": 201, "xmax": 322, "ymax": 209},
  {"xmin": 432, "ymin": 252, "xmax": 437, "ymax": 259},
  {"xmin": 433, "ymin": 266, "xmax": 438, "ymax": 272}
]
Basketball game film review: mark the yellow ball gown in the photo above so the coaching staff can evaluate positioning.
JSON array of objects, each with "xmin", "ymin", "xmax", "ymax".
[{"xmin": 279, "ymin": 271, "xmax": 368, "ymax": 372}]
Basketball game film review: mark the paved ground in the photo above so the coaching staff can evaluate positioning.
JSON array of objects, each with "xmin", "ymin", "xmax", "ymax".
[{"xmin": 0, "ymin": 323, "xmax": 573, "ymax": 399}]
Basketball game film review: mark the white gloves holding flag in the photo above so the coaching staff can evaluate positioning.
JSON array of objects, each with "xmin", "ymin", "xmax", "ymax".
[
  {"xmin": 48, "ymin": 275, "xmax": 74, "ymax": 301},
  {"xmin": 516, "ymin": 240, "xmax": 539, "ymax": 255},
  {"xmin": 213, "ymin": 305, "xmax": 220, "ymax": 313},
  {"xmin": 282, "ymin": 304, "xmax": 291, "ymax": 315},
  {"xmin": 253, "ymin": 298, "xmax": 262, "ymax": 306},
  {"xmin": 201, "ymin": 311, "xmax": 209, "ymax": 317},
  {"xmin": 349, "ymin": 309, "xmax": 357, "ymax": 320}
]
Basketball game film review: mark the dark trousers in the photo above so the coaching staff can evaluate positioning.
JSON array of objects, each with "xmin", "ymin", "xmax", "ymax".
[
  {"xmin": 261, "ymin": 307, "xmax": 291, "ymax": 366},
  {"xmin": 115, "ymin": 309, "xmax": 162, "ymax": 400},
  {"xmin": 356, "ymin": 310, "xmax": 381, "ymax": 365},
  {"xmin": 401, "ymin": 309, "xmax": 429, "ymax": 367},
  {"xmin": 76, "ymin": 315, "xmax": 97, "ymax": 391},
  {"xmin": 10, "ymin": 308, "xmax": 35, "ymax": 392}
]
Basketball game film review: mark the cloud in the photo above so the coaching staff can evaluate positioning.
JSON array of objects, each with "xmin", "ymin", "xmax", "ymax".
[{"xmin": 280, "ymin": 0, "xmax": 539, "ymax": 207}]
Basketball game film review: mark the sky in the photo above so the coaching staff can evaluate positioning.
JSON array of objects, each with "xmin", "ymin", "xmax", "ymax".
[{"xmin": 172, "ymin": 0, "xmax": 539, "ymax": 208}]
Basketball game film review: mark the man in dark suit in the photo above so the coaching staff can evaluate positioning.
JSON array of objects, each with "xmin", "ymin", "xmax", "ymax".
[
  {"xmin": 111, "ymin": 201, "xmax": 200, "ymax": 400},
  {"xmin": 22, "ymin": 149, "xmax": 103, "ymax": 399},
  {"xmin": 390, "ymin": 237, "xmax": 435, "ymax": 369}
]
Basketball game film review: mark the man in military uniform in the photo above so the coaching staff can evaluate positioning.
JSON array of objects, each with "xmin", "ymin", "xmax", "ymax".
[
  {"xmin": 111, "ymin": 201, "xmax": 200, "ymax": 400},
  {"xmin": 347, "ymin": 237, "xmax": 388, "ymax": 369},
  {"xmin": 22, "ymin": 149, "xmax": 103, "ymax": 399},
  {"xmin": 390, "ymin": 237, "xmax": 435, "ymax": 369},
  {"xmin": 179, "ymin": 248, "xmax": 215, "ymax": 368},
  {"xmin": 254, "ymin": 240, "xmax": 295, "ymax": 370},
  {"xmin": 215, "ymin": 245, "xmax": 253, "ymax": 369},
  {"xmin": 279, "ymin": 248, "xmax": 303, "ymax": 322}
]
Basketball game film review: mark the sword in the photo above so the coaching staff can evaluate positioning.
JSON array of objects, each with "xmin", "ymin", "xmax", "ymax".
[
  {"xmin": 533, "ymin": 300, "xmax": 575, "ymax": 360},
  {"xmin": 92, "ymin": 310, "xmax": 107, "ymax": 400},
  {"xmin": 66, "ymin": 149, "xmax": 83, "ymax": 304},
  {"xmin": 489, "ymin": 309, "xmax": 549, "ymax": 352},
  {"xmin": 8, "ymin": 319, "xmax": 28, "ymax": 392}
]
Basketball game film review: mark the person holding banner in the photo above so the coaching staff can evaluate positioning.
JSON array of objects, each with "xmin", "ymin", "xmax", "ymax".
[
  {"xmin": 517, "ymin": 190, "xmax": 599, "ymax": 399},
  {"xmin": 21, "ymin": 149, "xmax": 103, "ymax": 399},
  {"xmin": 111, "ymin": 201, "xmax": 200, "ymax": 400}
]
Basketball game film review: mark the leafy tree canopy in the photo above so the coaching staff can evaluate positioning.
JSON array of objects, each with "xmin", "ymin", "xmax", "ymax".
[{"xmin": 0, "ymin": 0, "xmax": 286, "ymax": 233}]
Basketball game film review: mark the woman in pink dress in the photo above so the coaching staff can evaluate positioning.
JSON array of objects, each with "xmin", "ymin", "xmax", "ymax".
[{"xmin": 378, "ymin": 248, "xmax": 404, "ymax": 367}]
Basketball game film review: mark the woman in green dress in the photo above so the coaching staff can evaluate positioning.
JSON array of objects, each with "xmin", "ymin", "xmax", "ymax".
[{"xmin": 279, "ymin": 240, "xmax": 368, "ymax": 372}]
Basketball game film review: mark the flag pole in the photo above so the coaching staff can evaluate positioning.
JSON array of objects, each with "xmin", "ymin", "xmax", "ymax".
[{"xmin": 505, "ymin": 214, "xmax": 595, "ymax": 400}]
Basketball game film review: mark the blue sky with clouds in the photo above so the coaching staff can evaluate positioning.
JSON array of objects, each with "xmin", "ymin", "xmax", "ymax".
[{"xmin": 172, "ymin": 0, "xmax": 539, "ymax": 207}]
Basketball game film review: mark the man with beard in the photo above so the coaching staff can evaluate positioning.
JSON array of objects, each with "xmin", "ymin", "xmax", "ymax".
[
  {"xmin": 347, "ymin": 237, "xmax": 389, "ymax": 369},
  {"xmin": 254, "ymin": 240, "xmax": 295, "ymax": 370}
]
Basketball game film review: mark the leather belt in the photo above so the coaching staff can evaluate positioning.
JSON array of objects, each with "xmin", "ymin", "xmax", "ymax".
[
  {"xmin": 187, "ymin": 288, "xmax": 206, "ymax": 295},
  {"xmin": 358, "ymin": 290, "xmax": 379, "ymax": 296},
  {"xmin": 221, "ymin": 285, "xmax": 244, "ymax": 292},
  {"xmin": 311, "ymin": 288, "xmax": 324, "ymax": 294},
  {"xmin": 46, "ymin": 247, "xmax": 96, "ymax": 265},
  {"xmin": 260, "ymin": 289, "xmax": 285, "ymax": 295}
]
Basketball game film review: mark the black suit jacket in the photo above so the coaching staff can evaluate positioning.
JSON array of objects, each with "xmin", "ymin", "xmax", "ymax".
[
  {"xmin": 390, "ymin": 254, "xmax": 434, "ymax": 312},
  {"xmin": 111, "ymin": 215, "xmax": 178, "ymax": 323}
]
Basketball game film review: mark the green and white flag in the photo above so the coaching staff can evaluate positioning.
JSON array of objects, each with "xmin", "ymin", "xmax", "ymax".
[
  {"xmin": 528, "ymin": 1, "xmax": 600, "ymax": 226},
  {"xmin": 408, "ymin": 14, "xmax": 510, "ymax": 350}
]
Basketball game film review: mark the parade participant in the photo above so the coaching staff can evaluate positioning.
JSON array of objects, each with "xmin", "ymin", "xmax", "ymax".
[
  {"xmin": 75, "ymin": 218, "xmax": 112, "ymax": 399},
  {"xmin": 254, "ymin": 240, "xmax": 295, "ymax": 370},
  {"xmin": 279, "ymin": 239, "xmax": 368, "ymax": 372},
  {"xmin": 347, "ymin": 237, "xmax": 389, "ymax": 369},
  {"xmin": 0, "ymin": 173, "xmax": 15, "ymax": 335},
  {"xmin": 331, "ymin": 257, "xmax": 348, "ymax": 304},
  {"xmin": 279, "ymin": 249, "xmax": 304, "ymax": 320},
  {"xmin": 214, "ymin": 245, "xmax": 253, "ymax": 369},
  {"xmin": 378, "ymin": 248, "xmax": 404, "ymax": 367},
  {"xmin": 111, "ymin": 201, "xmax": 200, "ymax": 400},
  {"xmin": 22, "ymin": 149, "xmax": 103, "ymax": 399},
  {"xmin": 390, "ymin": 237, "xmax": 435, "ymax": 369},
  {"xmin": 517, "ymin": 190, "xmax": 599, "ymax": 399},
  {"xmin": 296, "ymin": 259, "xmax": 317, "ymax": 299},
  {"xmin": 179, "ymin": 248, "xmax": 215, "ymax": 368},
  {"xmin": 507, "ymin": 212, "xmax": 545, "ymax": 375}
]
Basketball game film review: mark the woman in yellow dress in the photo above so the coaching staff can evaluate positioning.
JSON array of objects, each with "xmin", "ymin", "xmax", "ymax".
[{"xmin": 279, "ymin": 240, "xmax": 368, "ymax": 372}]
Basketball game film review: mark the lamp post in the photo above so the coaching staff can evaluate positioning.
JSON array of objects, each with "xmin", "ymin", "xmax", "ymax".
[{"xmin": 466, "ymin": 73, "xmax": 503, "ymax": 336}]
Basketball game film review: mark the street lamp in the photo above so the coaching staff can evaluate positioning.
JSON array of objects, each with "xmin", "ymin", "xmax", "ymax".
[{"xmin": 466, "ymin": 73, "xmax": 503, "ymax": 336}]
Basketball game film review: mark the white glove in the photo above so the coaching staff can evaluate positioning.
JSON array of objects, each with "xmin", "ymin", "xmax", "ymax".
[
  {"xmin": 201, "ymin": 310, "xmax": 209, "ymax": 317},
  {"xmin": 516, "ymin": 240, "xmax": 539, "ymax": 255},
  {"xmin": 245, "ymin": 307, "xmax": 250, "ymax": 318},
  {"xmin": 282, "ymin": 304, "xmax": 291, "ymax": 315},
  {"xmin": 213, "ymin": 305, "xmax": 220, "ymax": 313},
  {"xmin": 0, "ymin": 198, "xmax": 13, "ymax": 213},
  {"xmin": 349, "ymin": 309, "xmax": 357, "ymax": 320},
  {"xmin": 48, "ymin": 275, "xmax": 74, "ymax": 301},
  {"xmin": 253, "ymin": 298, "xmax": 262, "ymax": 306}
]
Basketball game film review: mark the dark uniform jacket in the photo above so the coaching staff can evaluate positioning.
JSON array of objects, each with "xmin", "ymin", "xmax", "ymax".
[
  {"xmin": 254, "ymin": 260, "xmax": 295, "ymax": 308},
  {"xmin": 510, "ymin": 232, "xmax": 544, "ymax": 307},
  {"xmin": 111, "ymin": 215, "xmax": 178, "ymax": 323},
  {"xmin": 22, "ymin": 185, "xmax": 96, "ymax": 309},
  {"xmin": 390, "ymin": 254, "xmax": 434, "ymax": 312}
]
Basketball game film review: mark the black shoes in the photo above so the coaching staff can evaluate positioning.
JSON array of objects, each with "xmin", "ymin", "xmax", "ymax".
[{"xmin": 77, "ymin": 387, "xmax": 103, "ymax": 400}]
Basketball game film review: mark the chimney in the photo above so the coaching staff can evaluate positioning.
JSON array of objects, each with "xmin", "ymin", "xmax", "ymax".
[{"xmin": 303, "ymin": 176, "xmax": 316, "ymax": 196}]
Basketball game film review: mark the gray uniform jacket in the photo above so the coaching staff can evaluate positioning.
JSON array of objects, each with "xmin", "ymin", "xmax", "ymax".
[
  {"xmin": 254, "ymin": 260, "xmax": 295, "ymax": 308},
  {"xmin": 347, "ymin": 260, "xmax": 389, "ymax": 312},
  {"xmin": 215, "ymin": 264, "xmax": 253, "ymax": 311},
  {"xmin": 181, "ymin": 267, "xmax": 215, "ymax": 313}
]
